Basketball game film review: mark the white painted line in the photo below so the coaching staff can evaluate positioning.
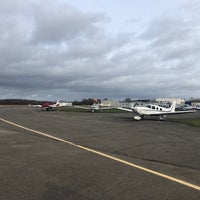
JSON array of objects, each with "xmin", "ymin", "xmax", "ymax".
[{"xmin": 1, "ymin": 117, "xmax": 200, "ymax": 191}]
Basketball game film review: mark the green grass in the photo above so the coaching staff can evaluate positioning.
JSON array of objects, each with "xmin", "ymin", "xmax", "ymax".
[
  {"xmin": 181, "ymin": 119, "xmax": 200, "ymax": 127},
  {"xmin": 57, "ymin": 107, "xmax": 127, "ymax": 113},
  {"xmin": 56, "ymin": 107, "xmax": 88, "ymax": 112},
  {"xmin": 171, "ymin": 118, "xmax": 200, "ymax": 128},
  {"xmin": 96, "ymin": 108, "xmax": 127, "ymax": 113}
]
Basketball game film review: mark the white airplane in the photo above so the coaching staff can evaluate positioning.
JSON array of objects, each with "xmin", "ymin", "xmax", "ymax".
[
  {"xmin": 117, "ymin": 101, "xmax": 196, "ymax": 120},
  {"xmin": 74, "ymin": 99, "xmax": 113, "ymax": 112}
]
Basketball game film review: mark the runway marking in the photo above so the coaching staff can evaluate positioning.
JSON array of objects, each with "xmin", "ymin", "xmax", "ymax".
[{"xmin": 1, "ymin": 117, "xmax": 200, "ymax": 191}]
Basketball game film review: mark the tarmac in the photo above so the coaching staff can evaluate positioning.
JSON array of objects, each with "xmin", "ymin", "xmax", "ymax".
[{"xmin": 0, "ymin": 106, "xmax": 200, "ymax": 200}]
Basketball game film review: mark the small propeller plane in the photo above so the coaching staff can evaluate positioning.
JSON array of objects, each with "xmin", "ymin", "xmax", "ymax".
[
  {"xmin": 74, "ymin": 99, "xmax": 113, "ymax": 112},
  {"xmin": 33, "ymin": 100, "xmax": 62, "ymax": 111},
  {"xmin": 117, "ymin": 101, "xmax": 196, "ymax": 120}
]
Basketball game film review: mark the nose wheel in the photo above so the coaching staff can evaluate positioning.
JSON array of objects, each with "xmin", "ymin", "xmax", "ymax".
[
  {"xmin": 134, "ymin": 115, "xmax": 144, "ymax": 120},
  {"xmin": 159, "ymin": 115, "xmax": 166, "ymax": 121}
]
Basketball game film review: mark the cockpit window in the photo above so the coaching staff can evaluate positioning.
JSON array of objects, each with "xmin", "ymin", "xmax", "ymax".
[
  {"xmin": 152, "ymin": 106, "xmax": 155, "ymax": 109},
  {"xmin": 146, "ymin": 105, "xmax": 151, "ymax": 108}
]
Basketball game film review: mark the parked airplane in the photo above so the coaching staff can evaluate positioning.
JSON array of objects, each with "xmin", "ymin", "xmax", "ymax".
[
  {"xmin": 117, "ymin": 101, "xmax": 196, "ymax": 120},
  {"xmin": 74, "ymin": 99, "xmax": 113, "ymax": 112},
  {"xmin": 176, "ymin": 104, "xmax": 196, "ymax": 111},
  {"xmin": 33, "ymin": 100, "xmax": 62, "ymax": 111},
  {"xmin": 196, "ymin": 106, "xmax": 200, "ymax": 111}
]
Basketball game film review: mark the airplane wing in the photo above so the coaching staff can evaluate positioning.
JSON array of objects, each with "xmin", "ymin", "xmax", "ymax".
[
  {"xmin": 116, "ymin": 107, "xmax": 133, "ymax": 112},
  {"xmin": 149, "ymin": 110, "xmax": 196, "ymax": 116},
  {"xmin": 74, "ymin": 106, "xmax": 91, "ymax": 109},
  {"xmin": 32, "ymin": 105, "xmax": 42, "ymax": 108},
  {"xmin": 116, "ymin": 107, "xmax": 196, "ymax": 115},
  {"xmin": 98, "ymin": 106, "xmax": 115, "ymax": 110}
]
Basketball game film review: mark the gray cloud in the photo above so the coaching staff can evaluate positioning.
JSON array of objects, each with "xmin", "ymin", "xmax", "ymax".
[
  {"xmin": 31, "ymin": 1, "xmax": 110, "ymax": 44},
  {"xmin": 0, "ymin": 0, "xmax": 200, "ymax": 100}
]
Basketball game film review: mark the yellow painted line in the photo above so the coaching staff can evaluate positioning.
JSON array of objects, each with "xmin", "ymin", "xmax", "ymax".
[{"xmin": 0, "ymin": 117, "xmax": 200, "ymax": 191}]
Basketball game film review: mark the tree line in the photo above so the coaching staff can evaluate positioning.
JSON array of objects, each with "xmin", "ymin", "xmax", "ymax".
[
  {"xmin": 0, "ymin": 98, "xmax": 100, "ymax": 105},
  {"xmin": 0, "ymin": 98, "xmax": 151, "ymax": 105},
  {"xmin": 0, "ymin": 99, "xmax": 49, "ymax": 105},
  {"xmin": 73, "ymin": 98, "xmax": 101, "ymax": 105}
]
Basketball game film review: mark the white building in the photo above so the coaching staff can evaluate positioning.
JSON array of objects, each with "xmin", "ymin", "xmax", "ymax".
[
  {"xmin": 191, "ymin": 100, "xmax": 200, "ymax": 107},
  {"xmin": 156, "ymin": 98, "xmax": 185, "ymax": 105},
  {"xmin": 119, "ymin": 101, "xmax": 135, "ymax": 109},
  {"xmin": 101, "ymin": 100, "xmax": 120, "ymax": 107},
  {"xmin": 58, "ymin": 101, "xmax": 72, "ymax": 106},
  {"xmin": 119, "ymin": 101, "xmax": 149, "ymax": 109}
]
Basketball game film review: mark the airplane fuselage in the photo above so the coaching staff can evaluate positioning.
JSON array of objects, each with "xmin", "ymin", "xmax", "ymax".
[{"xmin": 135, "ymin": 104, "xmax": 174, "ymax": 116}]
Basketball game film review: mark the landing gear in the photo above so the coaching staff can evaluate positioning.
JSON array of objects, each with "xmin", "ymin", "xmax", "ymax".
[
  {"xmin": 159, "ymin": 115, "xmax": 166, "ymax": 121},
  {"xmin": 134, "ymin": 115, "xmax": 144, "ymax": 120}
]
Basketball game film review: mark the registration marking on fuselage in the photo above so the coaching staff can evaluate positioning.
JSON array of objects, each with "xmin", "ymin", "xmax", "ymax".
[{"xmin": 0, "ymin": 117, "xmax": 200, "ymax": 191}]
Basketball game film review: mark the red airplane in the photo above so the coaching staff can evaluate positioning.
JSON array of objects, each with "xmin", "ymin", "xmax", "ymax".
[{"xmin": 33, "ymin": 100, "xmax": 61, "ymax": 111}]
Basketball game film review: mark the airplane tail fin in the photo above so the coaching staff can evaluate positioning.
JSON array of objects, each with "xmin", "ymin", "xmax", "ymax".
[
  {"xmin": 55, "ymin": 100, "xmax": 60, "ymax": 106},
  {"xmin": 169, "ymin": 101, "xmax": 176, "ymax": 112},
  {"xmin": 93, "ymin": 98, "xmax": 101, "ymax": 105},
  {"xmin": 94, "ymin": 98, "xmax": 98, "ymax": 103}
]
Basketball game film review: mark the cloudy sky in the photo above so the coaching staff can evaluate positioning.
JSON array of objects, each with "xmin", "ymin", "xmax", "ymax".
[{"xmin": 0, "ymin": 0, "xmax": 200, "ymax": 101}]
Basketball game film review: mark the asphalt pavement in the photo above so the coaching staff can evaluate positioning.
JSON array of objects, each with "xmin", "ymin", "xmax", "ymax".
[{"xmin": 0, "ymin": 106, "xmax": 200, "ymax": 199}]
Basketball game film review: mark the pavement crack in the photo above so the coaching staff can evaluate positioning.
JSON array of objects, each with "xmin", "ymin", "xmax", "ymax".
[
  {"xmin": 111, "ymin": 151, "xmax": 200, "ymax": 171},
  {"xmin": 141, "ymin": 158, "xmax": 200, "ymax": 171}
]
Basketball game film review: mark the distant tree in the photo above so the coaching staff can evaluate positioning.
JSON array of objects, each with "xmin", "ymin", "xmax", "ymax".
[
  {"xmin": 72, "ymin": 101, "xmax": 80, "ymax": 105},
  {"xmin": 72, "ymin": 98, "xmax": 101, "ymax": 105},
  {"xmin": 124, "ymin": 98, "xmax": 132, "ymax": 102},
  {"xmin": 189, "ymin": 97, "xmax": 194, "ymax": 101},
  {"xmin": 81, "ymin": 98, "xmax": 93, "ymax": 105},
  {"xmin": 81, "ymin": 98, "xmax": 87, "ymax": 105}
]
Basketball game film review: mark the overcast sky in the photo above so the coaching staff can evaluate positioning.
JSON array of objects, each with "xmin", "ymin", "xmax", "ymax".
[{"xmin": 0, "ymin": 0, "xmax": 200, "ymax": 101}]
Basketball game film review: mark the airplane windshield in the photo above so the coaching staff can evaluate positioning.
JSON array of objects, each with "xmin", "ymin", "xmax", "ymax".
[{"xmin": 146, "ymin": 105, "xmax": 151, "ymax": 108}]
